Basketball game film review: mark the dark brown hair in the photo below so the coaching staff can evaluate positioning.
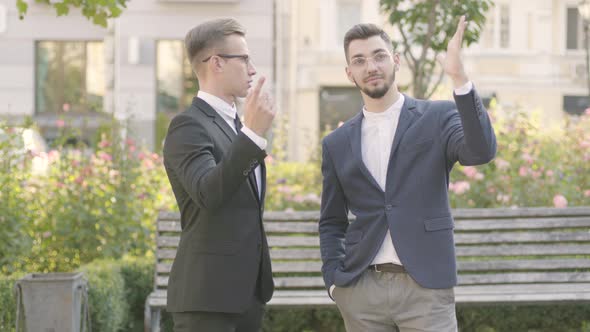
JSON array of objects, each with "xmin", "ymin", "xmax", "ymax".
[{"xmin": 343, "ymin": 24, "xmax": 392, "ymax": 61}]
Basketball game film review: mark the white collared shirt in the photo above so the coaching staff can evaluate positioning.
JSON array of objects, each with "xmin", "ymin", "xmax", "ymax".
[
  {"xmin": 362, "ymin": 94, "xmax": 405, "ymax": 266},
  {"xmin": 197, "ymin": 90, "xmax": 265, "ymax": 199}
]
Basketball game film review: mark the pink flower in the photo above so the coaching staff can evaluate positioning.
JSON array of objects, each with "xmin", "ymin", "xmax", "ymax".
[
  {"xmin": 449, "ymin": 181, "xmax": 470, "ymax": 195},
  {"xmin": 47, "ymin": 150, "xmax": 60, "ymax": 163},
  {"xmin": 56, "ymin": 119, "xmax": 65, "ymax": 128},
  {"xmin": 487, "ymin": 186, "xmax": 496, "ymax": 194},
  {"xmin": 42, "ymin": 231, "xmax": 52, "ymax": 238},
  {"xmin": 585, "ymin": 108, "xmax": 590, "ymax": 116},
  {"xmin": 98, "ymin": 140, "xmax": 110, "ymax": 149},
  {"xmin": 62, "ymin": 103, "xmax": 70, "ymax": 112},
  {"xmin": 553, "ymin": 195, "xmax": 568, "ymax": 208},
  {"xmin": 546, "ymin": 170, "xmax": 554, "ymax": 177},
  {"xmin": 474, "ymin": 173, "xmax": 484, "ymax": 180},
  {"xmin": 531, "ymin": 171, "xmax": 542, "ymax": 179},
  {"xmin": 126, "ymin": 138, "xmax": 135, "ymax": 146},
  {"xmin": 521, "ymin": 153, "xmax": 534, "ymax": 165},
  {"xmin": 128, "ymin": 145, "xmax": 136, "ymax": 153},
  {"xmin": 98, "ymin": 152, "xmax": 112, "ymax": 162},
  {"xmin": 74, "ymin": 176, "xmax": 84, "ymax": 185},
  {"xmin": 519, "ymin": 166, "xmax": 528, "ymax": 177},
  {"xmin": 580, "ymin": 140, "xmax": 590, "ymax": 149},
  {"xmin": 495, "ymin": 158, "xmax": 510, "ymax": 170},
  {"xmin": 462, "ymin": 166, "xmax": 478, "ymax": 179},
  {"xmin": 71, "ymin": 159, "xmax": 80, "ymax": 167},
  {"xmin": 496, "ymin": 194, "xmax": 511, "ymax": 203},
  {"xmin": 584, "ymin": 190, "xmax": 590, "ymax": 197},
  {"xmin": 138, "ymin": 152, "xmax": 146, "ymax": 160},
  {"xmin": 265, "ymin": 155, "xmax": 274, "ymax": 164}
]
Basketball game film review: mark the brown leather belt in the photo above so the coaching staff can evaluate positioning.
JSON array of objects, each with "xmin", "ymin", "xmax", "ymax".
[{"xmin": 369, "ymin": 263, "xmax": 406, "ymax": 273}]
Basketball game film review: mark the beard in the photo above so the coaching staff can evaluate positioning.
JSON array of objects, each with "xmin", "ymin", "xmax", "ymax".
[{"xmin": 354, "ymin": 70, "xmax": 396, "ymax": 99}]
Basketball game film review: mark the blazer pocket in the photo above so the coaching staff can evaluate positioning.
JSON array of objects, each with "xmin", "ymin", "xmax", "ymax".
[
  {"xmin": 402, "ymin": 138, "xmax": 434, "ymax": 153},
  {"xmin": 424, "ymin": 216, "xmax": 454, "ymax": 232},
  {"xmin": 345, "ymin": 230, "xmax": 363, "ymax": 244}
]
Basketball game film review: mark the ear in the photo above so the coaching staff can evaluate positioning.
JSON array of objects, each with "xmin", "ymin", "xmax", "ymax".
[
  {"xmin": 393, "ymin": 53, "xmax": 401, "ymax": 71},
  {"xmin": 345, "ymin": 66, "xmax": 355, "ymax": 84},
  {"xmin": 211, "ymin": 56, "xmax": 224, "ymax": 73}
]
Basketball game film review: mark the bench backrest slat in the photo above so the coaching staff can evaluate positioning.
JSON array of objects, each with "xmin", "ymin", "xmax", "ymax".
[{"xmin": 153, "ymin": 207, "xmax": 590, "ymax": 292}]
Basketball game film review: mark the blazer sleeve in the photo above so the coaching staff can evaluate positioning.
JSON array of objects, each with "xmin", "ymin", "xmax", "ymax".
[
  {"xmin": 439, "ymin": 88, "xmax": 497, "ymax": 166},
  {"xmin": 163, "ymin": 113, "xmax": 266, "ymax": 211},
  {"xmin": 318, "ymin": 139, "xmax": 349, "ymax": 291}
]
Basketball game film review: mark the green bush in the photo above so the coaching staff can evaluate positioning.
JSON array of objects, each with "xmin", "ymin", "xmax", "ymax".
[{"xmin": 79, "ymin": 259, "xmax": 129, "ymax": 332}]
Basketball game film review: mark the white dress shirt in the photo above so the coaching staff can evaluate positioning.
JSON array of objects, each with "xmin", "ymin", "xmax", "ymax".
[
  {"xmin": 197, "ymin": 91, "xmax": 265, "ymax": 199},
  {"xmin": 363, "ymin": 94, "xmax": 405, "ymax": 266}
]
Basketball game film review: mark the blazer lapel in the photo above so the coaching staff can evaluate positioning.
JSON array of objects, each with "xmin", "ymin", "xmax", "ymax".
[
  {"xmin": 193, "ymin": 97, "xmax": 261, "ymax": 205},
  {"xmin": 347, "ymin": 112, "xmax": 383, "ymax": 193},
  {"xmin": 193, "ymin": 97, "xmax": 235, "ymax": 143},
  {"xmin": 385, "ymin": 96, "xmax": 419, "ymax": 195},
  {"xmin": 260, "ymin": 161, "xmax": 266, "ymax": 208},
  {"xmin": 388, "ymin": 95, "xmax": 419, "ymax": 162}
]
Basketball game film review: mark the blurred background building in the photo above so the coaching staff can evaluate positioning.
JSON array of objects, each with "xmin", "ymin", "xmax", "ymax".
[{"xmin": 0, "ymin": 0, "xmax": 588, "ymax": 160}]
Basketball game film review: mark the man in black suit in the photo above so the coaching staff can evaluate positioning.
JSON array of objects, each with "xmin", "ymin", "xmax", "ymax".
[{"xmin": 163, "ymin": 18, "xmax": 275, "ymax": 332}]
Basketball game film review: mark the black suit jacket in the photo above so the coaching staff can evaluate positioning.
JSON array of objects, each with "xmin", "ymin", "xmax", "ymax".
[{"xmin": 163, "ymin": 97, "xmax": 274, "ymax": 313}]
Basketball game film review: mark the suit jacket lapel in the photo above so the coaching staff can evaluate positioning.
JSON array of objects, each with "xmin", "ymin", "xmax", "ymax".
[
  {"xmin": 347, "ymin": 112, "xmax": 383, "ymax": 193},
  {"xmin": 193, "ymin": 97, "xmax": 262, "ymax": 205},
  {"xmin": 385, "ymin": 96, "xmax": 419, "ymax": 194},
  {"xmin": 193, "ymin": 97, "xmax": 235, "ymax": 143},
  {"xmin": 389, "ymin": 95, "xmax": 418, "ymax": 162}
]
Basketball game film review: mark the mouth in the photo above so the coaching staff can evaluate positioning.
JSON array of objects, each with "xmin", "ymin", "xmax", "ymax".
[{"xmin": 364, "ymin": 76, "xmax": 383, "ymax": 84}]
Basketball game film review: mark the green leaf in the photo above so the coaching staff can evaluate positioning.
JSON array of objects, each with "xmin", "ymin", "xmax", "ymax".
[
  {"xmin": 54, "ymin": 2, "xmax": 70, "ymax": 16},
  {"xmin": 93, "ymin": 11, "xmax": 108, "ymax": 27},
  {"xmin": 16, "ymin": 0, "xmax": 28, "ymax": 16}
]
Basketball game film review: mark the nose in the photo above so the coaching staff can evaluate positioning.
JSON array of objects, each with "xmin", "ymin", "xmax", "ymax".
[
  {"xmin": 248, "ymin": 59, "xmax": 257, "ymax": 76},
  {"xmin": 366, "ymin": 59, "xmax": 378, "ymax": 73}
]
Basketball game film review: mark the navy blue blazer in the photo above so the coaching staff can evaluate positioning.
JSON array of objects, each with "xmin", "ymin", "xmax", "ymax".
[{"xmin": 319, "ymin": 89, "xmax": 497, "ymax": 292}]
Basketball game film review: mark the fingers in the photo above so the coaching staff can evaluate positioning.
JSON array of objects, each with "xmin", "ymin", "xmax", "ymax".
[
  {"xmin": 251, "ymin": 76, "xmax": 266, "ymax": 100},
  {"xmin": 457, "ymin": 15, "xmax": 467, "ymax": 41}
]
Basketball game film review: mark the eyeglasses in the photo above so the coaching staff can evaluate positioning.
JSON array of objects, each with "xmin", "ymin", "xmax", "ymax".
[
  {"xmin": 349, "ymin": 51, "xmax": 391, "ymax": 67},
  {"xmin": 202, "ymin": 54, "xmax": 252, "ymax": 65}
]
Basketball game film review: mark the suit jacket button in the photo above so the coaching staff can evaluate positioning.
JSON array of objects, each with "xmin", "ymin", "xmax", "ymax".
[
  {"xmin": 243, "ymin": 170, "xmax": 249, "ymax": 176},
  {"xmin": 385, "ymin": 204, "xmax": 393, "ymax": 210}
]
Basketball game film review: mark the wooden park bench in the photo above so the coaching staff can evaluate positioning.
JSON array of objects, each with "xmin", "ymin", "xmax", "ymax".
[{"xmin": 145, "ymin": 207, "xmax": 590, "ymax": 331}]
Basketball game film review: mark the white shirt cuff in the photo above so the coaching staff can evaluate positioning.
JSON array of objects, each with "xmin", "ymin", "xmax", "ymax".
[
  {"xmin": 241, "ymin": 126, "xmax": 267, "ymax": 150},
  {"xmin": 454, "ymin": 81, "xmax": 473, "ymax": 95},
  {"xmin": 329, "ymin": 284, "xmax": 335, "ymax": 299}
]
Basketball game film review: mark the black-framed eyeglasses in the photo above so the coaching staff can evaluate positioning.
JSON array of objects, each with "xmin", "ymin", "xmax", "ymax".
[{"xmin": 202, "ymin": 54, "xmax": 251, "ymax": 64}]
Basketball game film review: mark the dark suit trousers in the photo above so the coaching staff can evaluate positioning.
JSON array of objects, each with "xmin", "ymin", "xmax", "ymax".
[{"xmin": 172, "ymin": 295, "xmax": 264, "ymax": 332}]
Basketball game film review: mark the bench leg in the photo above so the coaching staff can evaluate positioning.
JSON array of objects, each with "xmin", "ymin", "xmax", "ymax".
[
  {"xmin": 144, "ymin": 301, "xmax": 162, "ymax": 332},
  {"xmin": 152, "ymin": 309, "xmax": 161, "ymax": 332}
]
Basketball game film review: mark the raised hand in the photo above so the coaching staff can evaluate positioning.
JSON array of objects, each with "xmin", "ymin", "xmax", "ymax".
[
  {"xmin": 243, "ymin": 76, "xmax": 276, "ymax": 137},
  {"xmin": 436, "ymin": 15, "xmax": 469, "ymax": 88}
]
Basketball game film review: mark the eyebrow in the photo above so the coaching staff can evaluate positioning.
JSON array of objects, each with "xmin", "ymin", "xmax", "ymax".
[{"xmin": 350, "ymin": 48, "xmax": 389, "ymax": 58}]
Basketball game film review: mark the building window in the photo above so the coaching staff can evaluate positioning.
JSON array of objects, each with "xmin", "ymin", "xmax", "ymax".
[
  {"xmin": 35, "ymin": 41, "xmax": 105, "ymax": 114},
  {"xmin": 567, "ymin": 7, "xmax": 586, "ymax": 50},
  {"xmin": 563, "ymin": 95, "xmax": 589, "ymax": 115},
  {"xmin": 319, "ymin": 87, "xmax": 363, "ymax": 134},
  {"xmin": 481, "ymin": 4, "xmax": 510, "ymax": 49},
  {"xmin": 156, "ymin": 40, "xmax": 198, "ymax": 115},
  {"xmin": 337, "ymin": 0, "xmax": 361, "ymax": 46}
]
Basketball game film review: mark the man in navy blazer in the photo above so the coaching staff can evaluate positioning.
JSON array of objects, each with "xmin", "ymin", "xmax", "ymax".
[{"xmin": 319, "ymin": 17, "xmax": 496, "ymax": 332}]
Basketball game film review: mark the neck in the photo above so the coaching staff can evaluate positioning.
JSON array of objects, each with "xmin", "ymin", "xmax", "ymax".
[
  {"xmin": 198, "ymin": 80, "xmax": 235, "ymax": 106},
  {"xmin": 363, "ymin": 84, "xmax": 400, "ymax": 113}
]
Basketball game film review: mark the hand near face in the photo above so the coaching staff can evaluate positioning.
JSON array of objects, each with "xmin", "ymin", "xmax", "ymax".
[
  {"xmin": 243, "ymin": 76, "xmax": 276, "ymax": 137},
  {"xmin": 436, "ymin": 15, "xmax": 469, "ymax": 88}
]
